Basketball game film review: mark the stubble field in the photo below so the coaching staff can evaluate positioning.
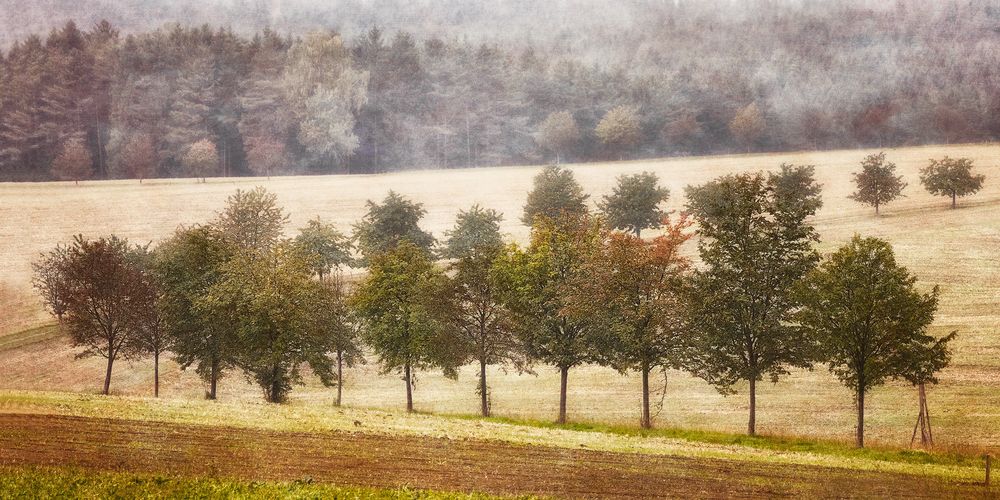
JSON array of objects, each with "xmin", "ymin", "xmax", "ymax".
[{"xmin": 1, "ymin": 143, "xmax": 999, "ymax": 453}]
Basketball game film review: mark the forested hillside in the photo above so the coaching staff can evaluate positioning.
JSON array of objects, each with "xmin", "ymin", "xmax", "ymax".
[{"xmin": 2, "ymin": 0, "xmax": 1000, "ymax": 180}]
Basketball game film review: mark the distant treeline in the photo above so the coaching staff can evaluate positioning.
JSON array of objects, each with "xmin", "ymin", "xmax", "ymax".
[{"xmin": 3, "ymin": 0, "xmax": 1000, "ymax": 180}]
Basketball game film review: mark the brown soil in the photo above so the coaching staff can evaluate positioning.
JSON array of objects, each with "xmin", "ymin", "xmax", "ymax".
[{"xmin": 0, "ymin": 413, "xmax": 988, "ymax": 499}]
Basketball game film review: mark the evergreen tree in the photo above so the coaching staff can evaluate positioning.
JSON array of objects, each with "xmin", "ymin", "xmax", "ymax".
[
  {"xmin": 521, "ymin": 165, "xmax": 589, "ymax": 226},
  {"xmin": 352, "ymin": 191, "xmax": 435, "ymax": 262}
]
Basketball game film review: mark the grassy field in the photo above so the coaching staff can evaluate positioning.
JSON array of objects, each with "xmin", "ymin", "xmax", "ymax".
[{"xmin": 1, "ymin": 143, "xmax": 1000, "ymax": 452}]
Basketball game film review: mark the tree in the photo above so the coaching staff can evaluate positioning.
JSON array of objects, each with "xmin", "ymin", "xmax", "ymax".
[
  {"xmin": 314, "ymin": 280, "xmax": 363, "ymax": 406},
  {"xmin": 182, "ymin": 139, "xmax": 219, "ymax": 182},
  {"xmin": 796, "ymin": 236, "xmax": 948, "ymax": 448},
  {"xmin": 207, "ymin": 242, "xmax": 339, "ymax": 403},
  {"xmin": 215, "ymin": 187, "xmax": 289, "ymax": 257},
  {"xmin": 498, "ymin": 215, "xmax": 602, "ymax": 424},
  {"xmin": 50, "ymin": 137, "xmax": 93, "ymax": 184},
  {"xmin": 595, "ymin": 105, "xmax": 641, "ymax": 160},
  {"xmin": 566, "ymin": 214, "xmax": 694, "ymax": 428},
  {"xmin": 849, "ymin": 152, "xmax": 906, "ymax": 215},
  {"xmin": 919, "ymin": 156, "xmax": 985, "ymax": 209},
  {"xmin": 521, "ymin": 165, "xmax": 589, "ymax": 226},
  {"xmin": 599, "ymin": 171, "xmax": 670, "ymax": 236},
  {"xmin": 351, "ymin": 240, "xmax": 460, "ymax": 412},
  {"xmin": 31, "ymin": 244, "xmax": 71, "ymax": 324},
  {"xmin": 35, "ymin": 235, "xmax": 148, "ymax": 395},
  {"xmin": 156, "ymin": 225, "xmax": 235, "ymax": 400},
  {"xmin": 243, "ymin": 135, "xmax": 287, "ymax": 179},
  {"xmin": 130, "ymin": 246, "xmax": 168, "ymax": 397},
  {"xmin": 352, "ymin": 191, "xmax": 435, "ymax": 262},
  {"xmin": 294, "ymin": 217, "xmax": 353, "ymax": 282},
  {"xmin": 118, "ymin": 134, "xmax": 156, "ymax": 183},
  {"xmin": 442, "ymin": 205, "xmax": 527, "ymax": 417},
  {"xmin": 729, "ymin": 102, "xmax": 765, "ymax": 153},
  {"xmin": 283, "ymin": 31, "xmax": 368, "ymax": 170},
  {"xmin": 536, "ymin": 111, "xmax": 580, "ymax": 164},
  {"xmin": 685, "ymin": 165, "xmax": 822, "ymax": 435}
]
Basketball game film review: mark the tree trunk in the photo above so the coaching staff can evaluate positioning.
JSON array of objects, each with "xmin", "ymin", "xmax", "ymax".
[
  {"xmin": 748, "ymin": 377, "xmax": 756, "ymax": 435},
  {"xmin": 154, "ymin": 350, "xmax": 160, "ymax": 398},
  {"xmin": 208, "ymin": 358, "xmax": 218, "ymax": 400},
  {"xmin": 103, "ymin": 354, "xmax": 114, "ymax": 395},
  {"xmin": 921, "ymin": 383, "xmax": 933, "ymax": 446},
  {"xmin": 641, "ymin": 361, "xmax": 651, "ymax": 429},
  {"xmin": 875, "ymin": 201, "xmax": 880, "ymax": 216},
  {"xmin": 558, "ymin": 366, "xmax": 569, "ymax": 424},
  {"xmin": 336, "ymin": 350, "xmax": 343, "ymax": 407},
  {"xmin": 856, "ymin": 386, "xmax": 866, "ymax": 448},
  {"xmin": 404, "ymin": 362, "xmax": 413, "ymax": 412},
  {"xmin": 952, "ymin": 192, "xmax": 957, "ymax": 209},
  {"xmin": 480, "ymin": 358, "xmax": 489, "ymax": 417}
]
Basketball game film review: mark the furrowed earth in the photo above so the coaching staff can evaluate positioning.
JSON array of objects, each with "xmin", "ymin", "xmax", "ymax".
[{"xmin": 1, "ymin": 143, "xmax": 999, "ymax": 497}]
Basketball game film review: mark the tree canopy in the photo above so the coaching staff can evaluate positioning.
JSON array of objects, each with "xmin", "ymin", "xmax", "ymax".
[
  {"xmin": 919, "ymin": 156, "xmax": 985, "ymax": 209},
  {"xmin": 599, "ymin": 171, "xmax": 670, "ymax": 236},
  {"xmin": 849, "ymin": 152, "xmax": 906, "ymax": 215}
]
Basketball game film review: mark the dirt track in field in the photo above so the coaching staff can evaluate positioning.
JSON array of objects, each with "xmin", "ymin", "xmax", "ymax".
[{"xmin": 0, "ymin": 413, "xmax": 988, "ymax": 499}]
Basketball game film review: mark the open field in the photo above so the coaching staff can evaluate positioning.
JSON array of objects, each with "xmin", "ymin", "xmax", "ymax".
[
  {"xmin": 2, "ymin": 143, "xmax": 1000, "ymax": 451},
  {"xmin": 0, "ymin": 393, "xmax": 995, "ymax": 498}
]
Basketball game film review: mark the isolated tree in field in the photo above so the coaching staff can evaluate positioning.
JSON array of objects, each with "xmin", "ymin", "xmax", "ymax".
[
  {"xmin": 729, "ymin": 102, "xmax": 765, "ymax": 153},
  {"xmin": 313, "ymin": 280, "xmax": 362, "ymax": 406},
  {"xmin": 901, "ymin": 329, "xmax": 955, "ymax": 448},
  {"xmin": 522, "ymin": 165, "xmax": 589, "ymax": 226},
  {"xmin": 244, "ymin": 135, "xmax": 287, "ymax": 179},
  {"xmin": 51, "ymin": 138, "xmax": 94, "ymax": 184},
  {"xmin": 119, "ymin": 134, "xmax": 156, "ymax": 183},
  {"xmin": 599, "ymin": 171, "xmax": 670, "ymax": 236},
  {"xmin": 182, "ymin": 139, "xmax": 219, "ymax": 182},
  {"xmin": 850, "ymin": 152, "xmax": 906, "ymax": 215},
  {"xmin": 596, "ymin": 105, "xmax": 641, "ymax": 160},
  {"xmin": 156, "ymin": 225, "xmax": 235, "ymax": 399},
  {"xmin": 294, "ymin": 217, "xmax": 353, "ymax": 282},
  {"xmin": 208, "ymin": 242, "xmax": 339, "ymax": 403},
  {"xmin": 685, "ymin": 165, "xmax": 822, "ymax": 435},
  {"xmin": 31, "ymin": 244, "xmax": 71, "ymax": 325},
  {"xmin": 566, "ymin": 214, "xmax": 694, "ymax": 428},
  {"xmin": 352, "ymin": 191, "xmax": 435, "ymax": 261},
  {"xmin": 919, "ymin": 156, "xmax": 985, "ymax": 209},
  {"xmin": 536, "ymin": 111, "xmax": 580, "ymax": 164},
  {"xmin": 796, "ymin": 236, "xmax": 946, "ymax": 448},
  {"xmin": 36, "ymin": 235, "xmax": 148, "ymax": 395},
  {"xmin": 442, "ymin": 205, "xmax": 528, "ymax": 417},
  {"xmin": 351, "ymin": 240, "xmax": 460, "ymax": 412},
  {"xmin": 215, "ymin": 187, "xmax": 289, "ymax": 257},
  {"xmin": 498, "ymin": 215, "xmax": 602, "ymax": 424}
]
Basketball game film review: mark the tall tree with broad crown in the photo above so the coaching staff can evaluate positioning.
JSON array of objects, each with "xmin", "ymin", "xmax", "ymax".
[
  {"xmin": 919, "ymin": 156, "xmax": 985, "ymax": 209},
  {"xmin": 599, "ymin": 171, "xmax": 670, "ymax": 236}
]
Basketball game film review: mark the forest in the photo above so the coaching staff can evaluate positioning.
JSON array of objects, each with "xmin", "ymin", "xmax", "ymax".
[{"xmin": 2, "ymin": 0, "xmax": 1000, "ymax": 180}]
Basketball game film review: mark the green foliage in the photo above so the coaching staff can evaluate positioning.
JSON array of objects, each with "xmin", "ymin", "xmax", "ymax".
[
  {"xmin": 353, "ymin": 191, "xmax": 435, "ymax": 262},
  {"xmin": 796, "ymin": 235, "xmax": 951, "ymax": 446},
  {"xmin": 599, "ymin": 171, "xmax": 669, "ymax": 235},
  {"xmin": 849, "ymin": 152, "xmax": 906, "ymax": 214},
  {"xmin": 521, "ymin": 165, "xmax": 589, "ymax": 226},
  {"xmin": 685, "ymin": 165, "xmax": 821, "ymax": 433},
  {"xmin": 294, "ymin": 217, "xmax": 354, "ymax": 281},
  {"xmin": 204, "ymin": 242, "xmax": 337, "ymax": 403},
  {"xmin": 215, "ymin": 187, "xmax": 290, "ymax": 256},
  {"xmin": 442, "ymin": 205, "xmax": 505, "ymax": 260},
  {"xmin": 441, "ymin": 205, "xmax": 526, "ymax": 416},
  {"xmin": 351, "ymin": 240, "xmax": 461, "ymax": 409},
  {"xmin": 919, "ymin": 156, "xmax": 985, "ymax": 208},
  {"xmin": 155, "ymin": 225, "xmax": 235, "ymax": 398}
]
